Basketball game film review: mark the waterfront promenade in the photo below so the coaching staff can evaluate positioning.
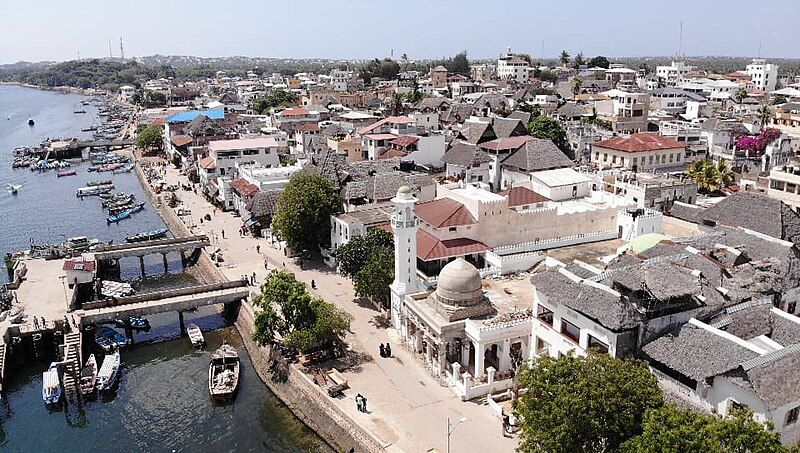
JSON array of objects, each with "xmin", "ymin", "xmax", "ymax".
[{"xmin": 156, "ymin": 163, "xmax": 519, "ymax": 452}]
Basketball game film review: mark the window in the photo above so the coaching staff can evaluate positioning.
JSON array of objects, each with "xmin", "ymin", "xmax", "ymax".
[
  {"xmin": 448, "ymin": 227, "xmax": 457, "ymax": 232},
  {"xmin": 536, "ymin": 305, "xmax": 553, "ymax": 327},
  {"xmin": 561, "ymin": 319, "xmax": 580, "ymax": 342},
  {"xmin": 786, "ymin": 406, "xmax": 799, "ymax": 426},
  {"xmin": 587, "ymin": 334, "xmax": 609, "ymax": 354}
]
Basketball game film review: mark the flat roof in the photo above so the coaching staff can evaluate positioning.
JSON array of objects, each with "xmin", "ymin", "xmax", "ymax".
[
  {"xmin": 208, "ymin": 137, "xmax": 279, "ymax": 152},
  {"xmin": 531, "ymin": 168, "xmax": 591, "ymax": 187},
  {"xmin": 166, "ymin": 109, "xmax": 224, "ymax": 123},
  {"xmin": 449, "ymin": 184, "xmax": 505, "ymax": 202}
]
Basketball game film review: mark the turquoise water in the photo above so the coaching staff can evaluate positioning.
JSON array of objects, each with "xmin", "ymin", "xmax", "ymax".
[{"xmin": 0, "ymin": 85, "xmax": 331, "ymax": 452}]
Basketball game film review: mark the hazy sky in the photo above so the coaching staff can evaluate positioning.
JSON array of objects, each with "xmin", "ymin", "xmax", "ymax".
[{"xmin": 1, "ymin": 0, "xmax": 798, "ymax": 63}]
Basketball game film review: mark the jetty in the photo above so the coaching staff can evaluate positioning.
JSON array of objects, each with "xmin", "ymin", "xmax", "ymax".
[
  {"xmin": 60, "ymin": 330, "xmax": 82, "ymax": 397},
  {"xmin": 91, "ymin": 235, "xmax": 210, "ymax": 277}
]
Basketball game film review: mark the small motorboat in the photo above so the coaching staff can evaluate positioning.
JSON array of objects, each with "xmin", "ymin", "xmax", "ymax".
[
  {"xmin": 57, "ymin": 170, "xmax": 77, "ymax": 177},
  {"xmin": 107, "ymin": 202, "xmax": 145, "ymax": 224},
  {"xmin": 76, "ymin": 184, "xmax": 114, "ymax": 197},
  {"xmin": 97, "ymin": 350, "xmax": 120, "ymax": 391},
  {"xmin": 115, "ymin": 316, "xmax": 149, "ymax": 330},
  {"xmin": 102, "ymin": 194, "xmax": 134, "ymax": 208},
  {"xmin": 187, "ymin": 323, "xmax": 204, "ymax": 347},
  {"xmin": 125, "ymin": 228, "xmax": 169, "ymax": 243},
  {"xmin": 209, "ymin": 342, "xmax": 239, "ymax": 400},
  {"xmin": 42, "ymin": 362, "xmax": 62, "ymax": 404},
  {"xmin": 74, "ymin": 110, "xmax": 87, "ymax": 114},
  {"xmin": 28, "ymin": 118, "xmax": 35, "ymax": 126},
  {"xmin": 6, "ymin": 183, "xmax": 22, "ymax": 195},
  {"xmin": 95, "ymin": 325, "xmax": 131, "ymax": 351},
  {"xmin": 79, "ymin": 354, "xmax": 98, "ymax": 395},
  {"xmin": 87, "ymin": 179, "xmax": 113, "ymax": 187}
]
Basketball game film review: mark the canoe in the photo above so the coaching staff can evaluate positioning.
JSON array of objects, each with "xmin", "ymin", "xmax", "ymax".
[
  {"xmin": 106, "ymin": 202, "xmax": 145, "ymax": 224},
  {"xmin": 57, "ymin": 170, "xmax": 77, "ymax": 177}
]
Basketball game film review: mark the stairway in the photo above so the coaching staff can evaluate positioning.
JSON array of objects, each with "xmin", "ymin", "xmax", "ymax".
[{"xmin": 61, "ymin": 332, "xmax": 82, "ymax": 396}]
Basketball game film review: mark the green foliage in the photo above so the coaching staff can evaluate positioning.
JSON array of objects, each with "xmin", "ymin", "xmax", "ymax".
[
  {"xmin": 687, "ymin": 159, "xmax": 734, "ymax": 193},
  {"xmin": 251, "ymin": 89, "xmax": 299, "ymax": 114},
  {"xmin": 535, "ymin": 69, "xmax": 558, "ymax": 84},
  {"xmin": 0, "ymin": 59, "xmax": 164, "ymax": 91},
  {"xmin": 252, "ymin": 270, "xmax": 352, "ymax": 352},
  {"xmin": 358, "ymin": 58, "xmax": 401, "ymax": 84},
  {"xmin": 516, "ymin": 353, "xmax": 663, "ymax": 453},
  {"xmin": 588, "ymin": 56, "xmax": 610, "ymax": 69},
  {"xmin": 271, "ymin": 171, "xmax": 341, "ymax": 253},
  {"xmin": 734, "ymin": 87, "xmax": 748, "ymax": 104},
  {"xmin": 571, "ymin": 76, "xmax": 583, "ymax": 98},
  {"xmin": 622, "ymin": 405, "xmax": 791, "ymax": 453},
  {"xmin": 442, "ymin": 51, "xmax": 470, "ymax": 77},
  {"xmin": 135, "ymin": 125, "xmax": 163, "ymax": 151},
  {"xmin": 559, "ymin": 50, "xmax": 571, "ymax": 66},
  {"xmin": 572, "ymin": 52, "xmax": 585, "ymax": 69},
  {"xmin": 337, "ymin": 229, "xmax": 394, "ymax": 278},
  {"xmin": 133, "ymin": 89, "xmax": 167, "ymax": 108},
  {"xmin": 354, "ymin": 250, "xmax": 394, "ymax": 306},
  {"xmin": 526, "ymin": 116, "xmax": 573, "ymax": 159}
]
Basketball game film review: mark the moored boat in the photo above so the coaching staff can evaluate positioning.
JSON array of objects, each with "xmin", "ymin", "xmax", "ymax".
[
  {"xmin": 42, "ymin": 362, "xmax": 61, "ymax": 404},
  {"xmin": 57, "ymin": 169, "xmax": 77, "ymax": 177},
  {"xmin": 187, "ymin": 323, "xmax": 204, "ymax": 347},
  {"xmin": 76, "ymin": 184, "xmax": 114, "ymax": 197},
  {"xmin": 115, "ymin": 316, "xmax": 149, "ymax": 330},
  {"xmin": 79, "ymin": 354, "xmax": 98, "ymax": 395},
  {"xmin": 97, "ymin": 350, "xmax": 120, "ymax": 391},
  {"xmin": 106, "ymin": 202, "xmax": 145, "ymax": 224},
  {"xmin": 87, "ymin": 179, "xmax": 113, "ymax": 187},
  {"xmin": 125, "ymin": 228, "xmax": 169, "ymax": 243},
  {"xmin": 208, "ymin": 343, "xmax": 239, "ymax": 400},
  {"xmin": 101, "ymin": 194, "xmax": 134, "ymax": 207},
  {"xmin": 28, "ymin": 118, "xmax": 35, "ymax": 126}
]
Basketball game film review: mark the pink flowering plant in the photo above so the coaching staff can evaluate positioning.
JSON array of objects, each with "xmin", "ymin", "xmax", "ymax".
[{"xmin": 735, "ymin": 128, "xmax": 781, "ymax": 156}]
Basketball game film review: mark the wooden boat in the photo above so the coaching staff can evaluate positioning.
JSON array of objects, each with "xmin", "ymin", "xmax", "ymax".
[
  {"xmin": 76, "ymin": 184, "xmax": 113, "ymax": 197},
  {"xmin": 125, "ymin": 228, "xmax": 169, "ymax": 243},
  {"xmin": 79, "ymin": 354, "xmax": 98, "ymax": 395},
  {"xmin": 87, "ymin": 179, "xmax": 113, "ymax": 187},
  {"xmin": 187, "ymin": 323, "xmax": 204, "ymax": 347},
  {"xmin": 57, "ymin": 170, "xmax": 77, "ymax": 177},
  {"xmin": 112, "ymin": 163, "xmax": 134, "ymax": 174},
  {"xmin": 97, "ymin": 350, "xmax": 120, "ymax": 391},
  {"xmin": 102, "ymin": 194, "xmax": 134, "ymax": 207},
  {"xmin": 107, "ymin": 202, "xmax": 145, "ymax": 224},
  {"xmin": 208, "ymin": 343, "xmax": 239, "ymax": 400},
  {"xmin": 99, "ymin": 191, "xmax": 127, "ymax": 200},
  {"xmin": 42, "ymin": 362, "xmax": 61, "ymax": 404}
]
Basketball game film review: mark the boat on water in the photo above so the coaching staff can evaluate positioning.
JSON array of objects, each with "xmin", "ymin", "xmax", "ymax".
[
  {"xmin": 57, "ymin": 169, "xmax": 77, "ymax": 177},
  {"xmin": 187, "ymin": 323, "xmax": 205, "ymax": 347},
  {"xmin": 99, "ymin": 191, "xmax": 128, "ymax": 200},
  {"xmin": 95, "ymin": 326, "xmax": 131, "ymax": 352},
  {"xmin": 125, "ymin": 228, "xmax": 169, "ymax": 243},
  {"xmin": 76, "ymin": 184, "xmax": 114, "ymax": 197},
  {"xmin": 112, "ymin": 163, "xmax": 134, "ymax": 174},
  {"xmin": 208, "ymin": 343, "xmax": 239, "ymax": 400},
  {"xmin": 97, "ymin": 350, "xmax": 120, "ymax": 391},
  {"xmin": 81, "ymin": 125, "xmax": 97, "ymax": 132},
  {"xmin": 115, "ymin": 316, "xmax": 149, "ymax": 330},
  {"xmin": 79, "ymin": 354, "xmax": 98, "ymax": 395},
  {"xmin": 42, "ymin": 362, "xmax": 61, "ymax": 404},
  {"xmin": 102, "ymin": 194, "xmax": 134, "ymax": 208},
  {"xmin": 28, "ymin": 118, "xmax": 34, "ymax": 126},
  {"xmin": 73, "ymin": 110, "xmax": 87, "ymax": 114},
  {"xmin": 65, "ymin": 236, "xmax": 100, "ymax": 252},
  {"xmin": 87, "ymin": 179, "xmax": 113, "ymax": 187},
  {"xmin": 107, "ymin": 202, "xmax": 145, "ymax": 224}
]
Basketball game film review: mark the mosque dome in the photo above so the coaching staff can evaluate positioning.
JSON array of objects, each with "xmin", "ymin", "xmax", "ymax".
[{"xmin": 434, "ymin": 258, "xmax": 484, "ymax": 307}]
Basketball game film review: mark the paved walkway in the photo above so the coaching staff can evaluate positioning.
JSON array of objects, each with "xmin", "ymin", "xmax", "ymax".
[{"xmin": 158, "ymin": 164, "xmax": 519, "ymax": 453}]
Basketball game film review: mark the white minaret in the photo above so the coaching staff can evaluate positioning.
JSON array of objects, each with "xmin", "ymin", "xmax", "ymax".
[{"xmin": 389, "ymin": 186, "xmax": 420, "ymax": 330}]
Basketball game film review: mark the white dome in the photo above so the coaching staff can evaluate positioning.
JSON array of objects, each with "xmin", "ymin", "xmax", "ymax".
[{"xmin": 435, "ymin": 258, "xmax": 483, "ymax": 306}]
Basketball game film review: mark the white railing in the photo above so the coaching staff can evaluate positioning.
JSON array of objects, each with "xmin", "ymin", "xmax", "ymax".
[{"xmin": 492, "ymin": 230, "xmax": 618, "ymax": 255}]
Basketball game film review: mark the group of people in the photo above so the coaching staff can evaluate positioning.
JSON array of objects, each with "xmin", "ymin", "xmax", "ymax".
[
  {"xmin": 378, "ymin": 343, "xmax": 392, "ymax": 358},
  {"xmin": 355, "ymin": 393, "xmax": 368, "ymax": 413}
]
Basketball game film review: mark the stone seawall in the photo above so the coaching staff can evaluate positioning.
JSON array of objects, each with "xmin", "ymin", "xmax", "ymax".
[{"xmin": 235, "ymin": 301, "xmax": 386, "ymax": 453}]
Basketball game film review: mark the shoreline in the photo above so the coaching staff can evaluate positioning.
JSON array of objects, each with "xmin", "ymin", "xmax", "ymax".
[
  {"xmin": 131, "ymin": 157, "xmax": 378, "ymax": 452},
  {"xmin": 0, "ymin": 81, "xmax": 96, "ymax": 95}
]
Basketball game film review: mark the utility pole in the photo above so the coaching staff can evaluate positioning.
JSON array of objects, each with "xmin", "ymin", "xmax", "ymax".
[{"xmin": 120, "ymin": 37, "xmax": 125, "ymax": 60}]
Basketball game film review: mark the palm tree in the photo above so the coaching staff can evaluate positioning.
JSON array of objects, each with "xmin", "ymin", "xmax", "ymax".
[
  {"xmin": 656, "ymin": 77, "xmax": 666, "ymax": 89},
  {"xmin": 559, "ymin": 50, "xmax": 570, "ymax": 67},
  {"xmin": 715, "ymin": 160, "xmax": 734, "ymax": 190},
  {"xmin": 757, "ymin": 104, "xmax": 772, "ymax": 127},
  {"xmin": 687, "ymin": 160, "xmax": 720, "ymax": 193},
  {"xmin": 571, "ymin": 76, "xmax": 582, "ymax": 100},
  {"xmin": 401, "ymin": 53, "xmax": 409, "ymax": 70},
  {"xmin": 734, "ymin": 87, "xmax": 748, "ymax": 104}
]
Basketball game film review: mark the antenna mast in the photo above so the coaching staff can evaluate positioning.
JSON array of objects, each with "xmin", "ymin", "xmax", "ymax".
[
  {"xmin": 678, "ymin": 21, "xmax": 683, "ymax": 60},
  {"xmin": 108, "ymin": 39, "xmax": 113, "ymax": 58},
  {"xmin": 120, "ymin": 38, "xmax": 125, "ymax": 60}
]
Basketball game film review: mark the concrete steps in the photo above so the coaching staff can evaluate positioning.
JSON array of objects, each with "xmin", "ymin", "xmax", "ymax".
[
  {"xmin": 61, "ymin": 332, "xmax": 82, "ymax": 396},
  {"xmin": 0, "ymin": 343, "xmax": 6, "ymax": 393}
]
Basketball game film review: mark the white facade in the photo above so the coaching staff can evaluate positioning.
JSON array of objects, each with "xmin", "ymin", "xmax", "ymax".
[
  {"xmin": 390, "ymin": 187, "xmax": 422, "ymax": 329},
  {"xmin": 746, "ymin": 59, "xmax": 779, "ymax": 92},
  {"xmin": 497, "ymin": 49, "xmax": 530, "ymax": 83},
  {"xmin": 655, "ymin": 61, "xmax": 696, "ymax": 86},
  {"xmin": 208, "ymin": 137, "xmax": 281, "ymax": 178}
]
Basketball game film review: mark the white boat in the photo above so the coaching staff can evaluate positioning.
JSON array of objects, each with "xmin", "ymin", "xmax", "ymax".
[
  {"xmin": 76, "ymin": 184, "xmax": 114, "ymax": 197},
  {"xmin": 187, "ymin": 323, "xmax": 205, "ymax": 347},
  {"xmin": 208, "ymin": 343, "xmax": 239, "ymax": 400},
  {"xmin": 79, "ymin": 354, "xmax": 98, "ymax": 395},
  {"xmin": 97, "ymin": 350, "xmax": 120, "ymax": 391},
  {"xmin": 42, "ymin": 362, "xmax": 61, "ymax": 404}
]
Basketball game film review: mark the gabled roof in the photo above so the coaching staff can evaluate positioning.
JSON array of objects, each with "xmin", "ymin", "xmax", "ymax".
[
  {"xmin": 198, "ymin": 156, "xmax": 216, "ymax": 170},
  {"xmin": 501, "ymin": 138, "xmax": 573, "ymax": 172},
  {"xmin": 498, "ymin": 186, "xmax": 550, "ymax": 207},
  {"xmin": 416, "ymin": 198, "xmax": 477, "ymax": 228},
  {"xmin": 229, "ymin": 178, "xmax": 259, "ymax": 197},
  {"xmin": 295, "ymin": 123, "xmax": 321, "ymax": 132},
  {"xmin": 593, "ymin": 133, "xmax": 685, "ymax": 153},
  {"xmin": 492, "ymin": 117, "xmax": 527, "ymax": 139},
  {"xmin": 171, "ymin": 135, "xmax": 192, "ymax": 147},
  {"xmin": 699, "ymin": 192, "xmax": 800, "ymax": 243},
  {"xmin": 391, "ymin": 136, "xmax": 419, "ymax": 147},
  {"xmin": 417, "ymin": 228, "xmax": 489, "ymax": 261},
  {"xmin": 357, "ymin": 116, "xmax": 416, "ymax": 135},
  {"xmin": 457, "ymin": 122, "xmax": 495, "ymax": 145},
  {"xmin": 279, "ymin": 107, "xmax": 311, "ymax": 117},
  {"xmin": 442, "ymin": 143, "xmax": 492, "ymax": 167},
  {"xmin": 480, "ymin": 135, "xmax": 535, "ymax": 152}
]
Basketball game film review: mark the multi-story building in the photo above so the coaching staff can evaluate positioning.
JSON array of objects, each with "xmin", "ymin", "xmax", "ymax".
[
  {"xmin": 767, "ymin": 166, "xmax": 800, "ymax": 212},
  {"xmin": 746, "ymin": 58, "xmax": 779, "ymax": 92},
  {"xmin": 594, "ymin": 89, "xmax": 650, "ymax": 133},
  {"xmin": 655, "ymin": 61, "xmax": 696, "ymax": 86},
  {"xmin": 497, "ymin": 48, "xmax": 530, "ymax": 83},
  {"xmin": 591, "ymin": 133, "xmax": 686, "ymax": 171}
]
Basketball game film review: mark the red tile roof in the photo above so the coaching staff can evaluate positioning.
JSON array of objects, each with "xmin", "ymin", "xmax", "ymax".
[
  {"xmin": 391, "ymin": 136, "xmax": 419, "ymax": 147},
  {"xmin": 499, "ymin": 186, "xmax": 550, "ymax": 207},
  {"xmin": 280, "ymin": 107, "xmax": 310, "ymax": 117},
  {"xmin": 150, "ymin": 117, "xmax": 166, "ymax": 126},
  {"xmin": 480, "ymin": 135, "xmax": 535, "ymax": 152},
  {"xmin": 380, "ymin": 148, "xmax": 409, "ymax": 159},
  {"xmin": 295, "ymin": 123, "xmax": 321, "ymax": 132},
  {"xmin": 593, "ymin": 133, "xmax": 685, "ymax": 153},
  {"xmin": 357, "ymin": 116, "xmax": 416, "ymax": 135},
  {"xmin": 171, "ymin": 135, "xmax": 192, "ymax": 147},
  {"xmin": 417, "ymin": 229, "xmax": 489, "ymax": 261},
  {"xmin": 198, "ymin": 156, "xmax": 216, "ymax": 170},
  {"xmin": 229, "ymin": 178, "xmax": 259, "ymax": 197},
  {"xmin": 416, "ymin": 198, "xmax": 476, "ymax": 228},
  {"xmin": 63, "ymin": 259, "xmax": 95, "ymax": 272}
]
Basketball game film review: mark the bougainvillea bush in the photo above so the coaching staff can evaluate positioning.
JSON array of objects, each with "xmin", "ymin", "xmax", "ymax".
[{"xmin": 735, "ymin": 128, "xmax": 781, "ymax": 156}]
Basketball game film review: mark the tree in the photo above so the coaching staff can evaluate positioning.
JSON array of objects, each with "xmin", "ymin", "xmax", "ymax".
[
  {"xmin": 271, "ymin": 171, "xmax": 341, "ymax": 253},
  {"xmin": 516, "ymin": 353, "xmax": 663, "ymax": 453},
  {"xmin": 337, "ymin": 229, "xmax": 394, "ymax": 278},
  {"xmin": 358, "ymin": 58, "xmax": 401, "ymax": 83},
  {"xmin": 133, "ymin": 89, "xmax": 167, "ymax": 108},
  {"xmin": 715, "ymin": 160, "xmax": 734, "ymax": 189},
  {"xmin": 445, "ymin": 51, "xmax": 470, "ymax": 77},
  {"xmin": 252, "ymin": 89, "xmax": 298, "ymax": 114},
  {"xmin": 559, "ymin": 50, "xmax": 571, "ymax": 67},
  {"xmin": 536, "ymin": 69, "xmax": 558, "ymax": 84},
  {"xmin": 734, "ymin": 87, "xmax": 748, "ymax": 104},
  {"xmin": 622, "ymin": 405, "xmax": 791, "ymax": 453},
  {"xmin": 135, "ymin": 125, "xmax": 163, "ymax": 151},
  {"xmin": 354, "ymin": 250, "xmax": 394, "ymax": 307},
  {"xmin": 757, "ymin": 104, "xmax": 772, "ymax": 127},
  {"xmin": 572, "ymin": 52, "xmax": 585, "ymax": 69},
  {"xmin": 526, "ymin": 116, "xmax": 573, "ymax": 159},
  {"xmin": 588, "ymin": 56, "xmax": 610, "ymax": 69},
  {"xmin": 571, "ymin": 76, "xmax": 583, "ymax": 100},
  {"xmin": 687, "ymin": 159, "xmax": 728, "ymax": 193}
]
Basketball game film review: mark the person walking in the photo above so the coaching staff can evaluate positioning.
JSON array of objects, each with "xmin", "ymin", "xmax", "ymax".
[
  {"xmin": 264, "ymin": 259, "xmax": 269, "ymax": 270},
  {"xmin": 379, "ymin": 344, "xmax": 385, "ymax": 358},
  {"xmin": 355, "ymin": 394, "xmax": 364, "ymax": 412},
  {"xmin": 361, "ymin": 396, "xmax": 368, "ymax": 413},
  {"xmin": 311, "ymin": 279, "xmax": 316, "ymax": 290},
  {"xmin": 385, "ymin": 343, "xmax": 391, "ymax": 358},
  {"xmin": 221, "ymin": 230, "xmax": 226, "ymax": 239},
  {"xmin": 256, "ymin": 244, "xmax": 261, "ymax": 254}
]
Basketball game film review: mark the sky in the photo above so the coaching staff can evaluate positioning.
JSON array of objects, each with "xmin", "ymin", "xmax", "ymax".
[{"xmin": 1, "ymin": 0, "xmax": 799, "ymax": 64}]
